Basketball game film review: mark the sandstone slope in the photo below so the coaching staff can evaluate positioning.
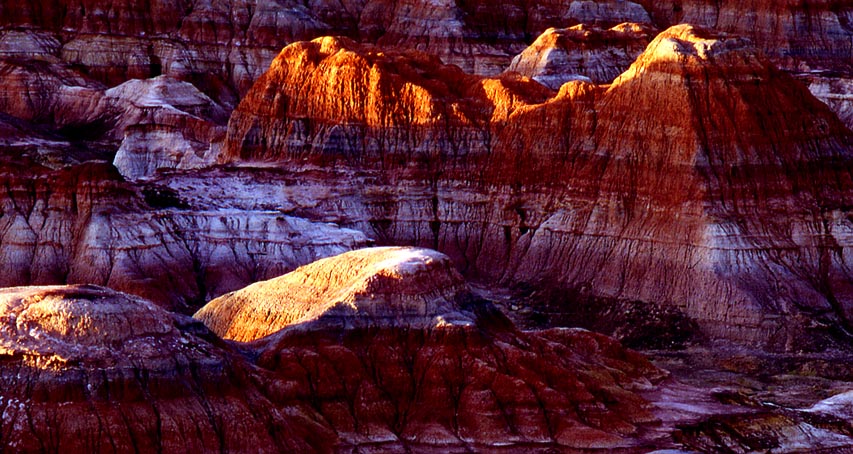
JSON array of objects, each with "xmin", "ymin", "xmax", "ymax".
[
  {"xmin": 195, "ymin": 247, "xmax": 666, "ymax": 451},
  {"xmin": 219, "ymin": 25, "xmax": 853, "ymax": 350}
]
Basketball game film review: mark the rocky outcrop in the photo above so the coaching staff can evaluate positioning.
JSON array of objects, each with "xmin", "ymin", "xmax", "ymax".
[
  {"xmin": 0, "ymin": 1, "xmax": 330, "ymax": 104},
  {"xmin": 636, "ymin": 0, "xmax": 853, "ymax": 74},
  {"xmin": 0, "ymin": 284, "xmax": 333, "ymax": 452},
  {"xmin": 195, "ymin": 247, "xmax": 475, "ymax": 341},
  {"xmin": 219, "ymin": 25, "xmax": 853, "ymax": 350},
  {"xmin": 107, "ymin": 75, "xmax": 228, "ymax": 179},
  {"xmin": 0, "ymin": 47, "xmax": 228, "ymax": 176},
  {"xmin": 506, "ymin": 22, "xmax": 654, "ymax": 87},
  {"xmin": 194, "ymin": 246, "xmax": 667, "ymax": 450},
  {"xmin": 0, "ymin": 161, "xmax": 369, "ymax": 312},
  {"xmin": 808, "ymin": 76, "xmax": 853, "ymax": 131}
]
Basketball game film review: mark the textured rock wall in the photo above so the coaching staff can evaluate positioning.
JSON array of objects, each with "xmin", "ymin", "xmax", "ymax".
[
  {"xmin": 0, "ymin": 267, "xmax": 667, "ymax": 452},
  {"xmin": 0, "ymin": 161, "xmax": 368, "ymax": 311},
  {"xmin": 2, "ymin": 0, "xmax": 851, "ymax": 90},
  {"xmin": 218, "ymin": 26, "xmax": 853, "ymax": 349},
  {"xmin": 192, "ymin": 247, "xmax": 666, "ymax": 450}
]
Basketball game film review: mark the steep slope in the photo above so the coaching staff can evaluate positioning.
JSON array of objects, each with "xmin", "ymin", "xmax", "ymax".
[
  {"xmin": 0, "ymin": 161, "xmax": 368, "ymax": 312},
  {"xmin": 0, "ymin": 284, "xmax": 333, "ymax": 452},
  {"xmin": 223, "ymin": 35, "xmax": 553, "ymax": 165},
  {"xmin": 219, "ymin": 25, "xmax": 853, "ymax": 349},
  {"xmin": 195, "ymin": 247, "xmax": 666, "ymax": 451}
]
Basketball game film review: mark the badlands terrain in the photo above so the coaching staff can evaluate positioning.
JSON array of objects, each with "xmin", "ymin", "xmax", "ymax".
[{"xmin": 1, "ymin": 0, "xmax": 853, "ymax": 452}]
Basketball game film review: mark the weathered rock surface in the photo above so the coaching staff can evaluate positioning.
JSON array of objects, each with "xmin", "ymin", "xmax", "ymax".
[
  {"xmin": 0, "ymin": 161, "xmax": 369, "ymax": 312},
  {"xmin": 0, "ymin": 44, "xmax": 228, "ymax": 175},
  {"xmin": 637, "ymin": 0, "xmax": 853, "ymax": 74},
  {"xmin": 107, "ymin": 75, "xmax": 228, "ymax": 179},
  {"xmin": 219, "ymin": 25, "xmax": 853, "ymax": 350},
  {"xmin": 196, "ymin": 247, "xmax": 475, "ymax": 341},
  {"xmin": 0, "ymin": 284, "xmax": 333, "ymax": 453},
  {"xmin": 223, "ymin": 35, "xmax": 554, "ymax": 164},
  {"xmin": 3, "ymin": 0, "xmax": 850, "ymax": 90},
  {"xmin": 506, "ymin": 22, "xmax": 654, "ymax": 87},
  {"xmin": 0, "ymin": 52, "xmax": 111, "ymax": 160},
  {"xmin": 194, "ymin": 246, "xmax": 666, "ymax": 451},
  {"xmin": 0, "ymin": 253, "xmax": 677, "ymax": 452},
  {"xmin": 670, "ymin": 372, "xmax": 853, "ymax": 453},
  {"xmin": 0, "ymin": 1, "xmax": 329, "ymax": 104},
  {"xmin": 808, "ymin": 76, "xmax": 853, "ymax": 131}
]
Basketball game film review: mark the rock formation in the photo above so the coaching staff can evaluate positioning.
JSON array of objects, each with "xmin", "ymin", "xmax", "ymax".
[
  {"xmin": 195, "ymin": 247, "xmax": 667, "ymax": 450},
  {"xmin": 808, "ymin": 76, "xmax": 853, "ymax": 131},
  {"xmin": 0, "ymin": 41, "xmax": 228, "ymax": 176},
  {"xmin": 636, "ymin": 0, "xmax": 853, "ymax": 74},
  {"xmin": 0, "ymin": 1, "xmax": 329, "ymax": 104},
  {"xmin": 195, "ymin": 247, "xmax": 475, "ymax": 341},
  {"xmin": 0, "ymin": 254, "xmax": 672, "ymax": 453},
  {"xmin": 220, "ymin": 25, "xmax": 853, "ymax": 350},
  {"xmin": 506, "ymin": 22, "xmax": 654, "ymax": 87},
  {"xmin": 2, "ymin": 0, "xmax": 849, "ymax": 93},
  {"xmin": 0, "ymin": 161, "xmax": 369, "ymax": 312},
  {"xmin": 0, "ymin": 284, "xmax": 334, "ymax": 452},
  {"xmin": 107, "ymin": 75, "xmax": 228, "ymax": 179},
  {"xmin": 222, "ymin": 35, "xmax": 554, "ymax": 164}
]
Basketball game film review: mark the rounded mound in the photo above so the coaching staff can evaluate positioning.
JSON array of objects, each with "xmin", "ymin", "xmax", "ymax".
[
  {"xmin": 194, "ymin": 247, "xmax": 476, "ymax": 342},
  {"xmin": 0, "ymin": 284, "xmax": 189, "ymax": 367},
  {"xmin": 0, "ymin": 284, "xmax": 335, "ymax": 452}
]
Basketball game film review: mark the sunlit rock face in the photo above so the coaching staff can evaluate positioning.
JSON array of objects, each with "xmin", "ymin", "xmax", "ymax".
[
  {"xmin": 506, "ymin": 22, "xmax": 654, "ymax": 87},
  {"xmin": 636, "ymin": 0, "xmax": 853, "ymax": 74},
  {"xmin": 195, "ymin": 247, "xmax": 475, "ymax": 341},
  {"xmin": 0, "ymin": 161, "xmax": 369, "ymax": 312},
  {"xmin": 194, "ymin": 246, "xmax": 667, "ymax": 451},
  {"xmin": 222, "ymin": 35, "xmax": 555, "ymax": 164},
  {"xmin": 2, "ymin": 0, "xmax": 851, "ymax": 91},
  {"xmin": 221, "ymin": 25, "xmax": 853, "ymax": 350},
  {"xmin": 0, "ymin": 284, "xmax": 334, "ymax": 453}
]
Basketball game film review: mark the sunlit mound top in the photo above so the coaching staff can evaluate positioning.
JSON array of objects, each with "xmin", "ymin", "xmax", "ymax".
[
  {"xmin": 611, "ymin": 23, "xmax": 759, "ymax": 85},
  {"xmin": 194, "ymin": 247, "xmax": 476, "ymax": 342},
  {"xmin": 0, "ymin": 284, "xmax": 208, "ymax": 369}
]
